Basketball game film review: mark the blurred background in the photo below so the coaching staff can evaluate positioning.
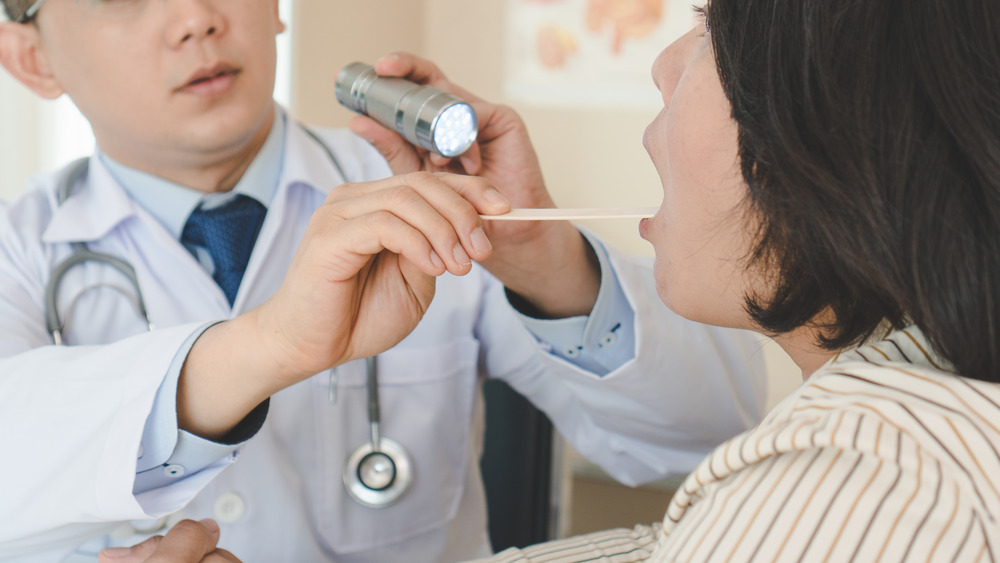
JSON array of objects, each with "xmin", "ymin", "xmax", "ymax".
[{"xmin": 0, "ymin": 0, "xmax": 800, "ymax": 548}]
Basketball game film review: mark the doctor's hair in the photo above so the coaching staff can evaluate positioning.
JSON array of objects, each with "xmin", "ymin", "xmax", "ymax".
[
  {"xmin": 708, "ymin": 0, "xmax": 1000, "ymax": 382},
  {"xmin": 2, "ymin": 0, "xmax": 31, "ymax": 22}
]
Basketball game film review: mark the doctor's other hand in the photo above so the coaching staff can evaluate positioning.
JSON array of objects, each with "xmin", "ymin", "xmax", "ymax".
[
  {"xmin": 345, "ymin": 53, "xmax": 551, "ymax": 214},
  {"xmin": 98, "ymin": 519, "xmax": 241, "ymax": 563},
  {"xmin": 346, "ymin": 52, "xmax": 601, "ymax": 320}
]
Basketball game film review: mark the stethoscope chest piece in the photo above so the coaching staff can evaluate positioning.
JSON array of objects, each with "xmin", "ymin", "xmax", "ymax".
[{"xmin": 344, "ymin": 436, "xmax": 413, "ymax": 508}]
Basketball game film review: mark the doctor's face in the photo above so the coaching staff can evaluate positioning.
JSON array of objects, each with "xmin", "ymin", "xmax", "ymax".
[
  {"xmin": 33, "ymin": 0, "xmax": 284, "ymax": 170},
  {"xmin": 638, "ymin": 23, "xmax": 759, "ymax": 330}
]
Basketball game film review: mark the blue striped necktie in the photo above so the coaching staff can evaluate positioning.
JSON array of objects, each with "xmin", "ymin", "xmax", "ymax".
[{"xmin": 181, "ymin": 194, "xmax": 267, "ymax": 306}]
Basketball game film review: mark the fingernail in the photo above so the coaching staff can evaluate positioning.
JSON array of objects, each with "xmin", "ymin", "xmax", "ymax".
[
  {"xmin": 470, "ymin": 227, "xmax": 492, "ymax": 255},
  {"xmin": 461, "ymin": 155, "xmax": 481, "ymax": 175},
  {"xmin": 483, "ymin": 189, "xmax": 509, "ymax": 209},
  {"xmin": 199, "ymin": 518, "xmax": 220, "ymax": 536},
  {"xmin": 453, "ymin": 243, "xmax": 471, "ymax": 266},
  {"xmin": 100, "ymin": 547, "xmax": 133, "ymax": 558},
  {"xmin": 430, "ymin": 250, "xmax": 445, "ymax": 270}
]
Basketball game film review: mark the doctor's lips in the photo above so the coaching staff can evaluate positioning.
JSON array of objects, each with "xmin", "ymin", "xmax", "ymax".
[{"xmin": 178, "ymin": 62, "xmax": 241, "ymax": 96}]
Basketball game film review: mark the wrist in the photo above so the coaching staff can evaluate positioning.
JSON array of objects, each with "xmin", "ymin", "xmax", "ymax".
[
  {"xmin": 176, "ymin": 315, "xmax": 283, "ymax": 441},
  {"xmin": 491, "ymin": 226, "xmax": 601, "ymax": 318}
]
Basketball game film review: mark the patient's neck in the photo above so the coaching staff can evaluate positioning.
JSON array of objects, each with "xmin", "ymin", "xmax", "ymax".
[{"xmin": 770, "ymin": 327, "xmax": 838, "ymax": 380}]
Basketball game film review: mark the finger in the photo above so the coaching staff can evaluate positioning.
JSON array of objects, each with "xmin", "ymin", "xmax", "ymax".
[
  {"xmin": 207, "ymin": 549, "xmax": 243, "ymax": 563},
  {"xmin": 457, "ymin": 141, "xmax": 482, "ymax": 176},
  {"xmin": 327, "ymin": 173, "xmax": 509, "ymax": 264},
  {"xmin": 328, "ymin": 173, "xmax": 509, "ymax": 216},
  {"xmin": 348, "ymin": 115, "xmax": 425, "ymax": 175},
  {"xmin": 99, "ymin": 536, "xmax": 163, "ymax": 562},
  {"xmin": 334, "ymin": 187, "xmax": 476, "ymax": 271},
  {"xmin": 373, "ymin": 52, "xmax": 482, "ymax": 103},
  {"xmin": 144, "ymin": 519, "xmax": 220, "ymax": 562},
  {"xmin": 334, "ymin": 210, "xmax": 457, "ymax": 277},
  {"xmin": 354, "ymin": 115, "xmax": 479, "ymax": 174}
]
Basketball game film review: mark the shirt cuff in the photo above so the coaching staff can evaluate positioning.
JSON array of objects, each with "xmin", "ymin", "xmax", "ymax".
[
  {"xmin": 513, "ymin": 230, "xmax": 636, "ymax": 375},
  {"xmin": 134, "ymin": 321, "xmax": 269, "ymax": 493}
]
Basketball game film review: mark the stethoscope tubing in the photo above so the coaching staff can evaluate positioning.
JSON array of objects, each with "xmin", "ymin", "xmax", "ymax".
[{"xmin": 45, "ymin": 159, "xmax": 152, "ymax": 344}]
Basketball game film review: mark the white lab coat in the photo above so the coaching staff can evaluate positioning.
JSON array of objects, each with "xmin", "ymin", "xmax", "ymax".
[{"xmin": 0, "ymin": 124, "xmax": 768, "ymax": 562}]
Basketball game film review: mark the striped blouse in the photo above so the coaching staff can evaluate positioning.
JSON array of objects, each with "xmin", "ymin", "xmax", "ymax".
[{"xmin": 475, "ymin": 327, "xmax": 1000, "ymax": 562}]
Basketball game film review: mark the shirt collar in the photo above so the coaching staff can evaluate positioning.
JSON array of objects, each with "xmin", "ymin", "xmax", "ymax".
[
  {"xmin": 98, "ymin": 108, "xmax": 287, "ymax": 240},
  {"xmin": 826, "ymin": 325, "xmax": 955, "ymax": 375},
  {"xmin": 42, "ymin": 107, "xmax": 357, "ymax": 245}
]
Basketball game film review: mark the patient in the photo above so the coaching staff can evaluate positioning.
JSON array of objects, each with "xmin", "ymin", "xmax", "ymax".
[{"xmin": 476, "ymin": 0, "xmax": 1000, "ymax": 560}]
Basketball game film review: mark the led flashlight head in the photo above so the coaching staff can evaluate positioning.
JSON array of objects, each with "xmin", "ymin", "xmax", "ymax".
[{"xmin": 336, "ymin": 62, "xmax": 479, "ymax": 158}]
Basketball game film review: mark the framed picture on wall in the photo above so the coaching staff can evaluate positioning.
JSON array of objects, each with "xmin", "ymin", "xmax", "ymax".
[{"xmin": 503, "ymin": 0, "xmax": 698, "ymax": 108}]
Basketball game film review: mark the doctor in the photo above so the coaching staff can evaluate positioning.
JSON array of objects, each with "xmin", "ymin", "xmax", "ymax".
[{"xmin": 0, "ymin": 0, "xmax": 766, "ymax": 562}]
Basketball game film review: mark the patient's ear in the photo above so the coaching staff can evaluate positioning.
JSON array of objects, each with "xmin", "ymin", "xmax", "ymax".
[{"xmin": 0, "ymin": 21, "xmax": 65, "ymax": 99}]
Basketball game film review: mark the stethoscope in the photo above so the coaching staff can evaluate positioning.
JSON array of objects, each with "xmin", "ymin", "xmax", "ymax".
[{"xmin": 44, "ymin": 125, "xmax": 414, "ymax": 508}]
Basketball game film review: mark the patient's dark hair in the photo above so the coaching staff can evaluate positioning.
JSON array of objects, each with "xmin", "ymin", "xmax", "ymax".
[{"xmin": 708, "ymin": 0, "xmax": 1000, "ymax": 382}]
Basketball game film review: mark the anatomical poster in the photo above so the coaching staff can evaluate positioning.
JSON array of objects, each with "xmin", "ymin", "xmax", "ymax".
[{"xmin": 504, "ymin": 0, "xmax": 698, "ymax": 108}]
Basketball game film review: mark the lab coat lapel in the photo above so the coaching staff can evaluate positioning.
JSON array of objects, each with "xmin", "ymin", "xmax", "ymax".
[
  {"xmin": 41, "ymin": 158, "xmax": 139, "ymax": 245},
  {"xmin": 42, "ymin": 156, "xmax": 234, "ymax": 322},
  {"xmin": 234, "ymin": 123, "xmax": 350, "ymax": 313}
]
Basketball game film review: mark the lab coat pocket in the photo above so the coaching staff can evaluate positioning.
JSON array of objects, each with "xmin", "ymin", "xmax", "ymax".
[{"xmin": 312, "ymin": 338, "xmax": 480, "ymax": 554}]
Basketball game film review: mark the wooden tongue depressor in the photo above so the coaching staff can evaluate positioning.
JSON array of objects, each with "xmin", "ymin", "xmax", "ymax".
[{"xmin": 480, "ymin": 207, "xmax": 659, "ymax": 221}]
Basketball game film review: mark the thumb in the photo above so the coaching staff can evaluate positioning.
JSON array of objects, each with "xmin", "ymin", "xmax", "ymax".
[
  {"xmin": 146, "ymin": 519, "xmax": 220, "ymax": 562},
  {"xmin": 99, "ymin": 536, "xmax": 163, "ymax": 562}
]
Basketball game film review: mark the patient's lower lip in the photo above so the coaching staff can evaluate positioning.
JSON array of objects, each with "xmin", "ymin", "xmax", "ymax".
[{"xmin": 639, "ymin": 217, "xmax": 650, "ymax": 239}]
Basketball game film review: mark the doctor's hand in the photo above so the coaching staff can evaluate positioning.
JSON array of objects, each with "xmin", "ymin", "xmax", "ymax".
[
  {"xmin": 346, "ymin": 52, "xmax": 601, "ymax": 320},
  {"xmin": 345, "ymin": 54, "xmax": 546, "ymax": 207},
  {"xmin": 177, "ymin": 173, "xmax": 506, "ymax": 440},
  {"xmin": 98, "ymin": 519, "xmax": 240, "ymax": 563}
]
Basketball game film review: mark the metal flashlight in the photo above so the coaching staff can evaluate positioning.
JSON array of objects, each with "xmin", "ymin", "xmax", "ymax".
[{"xmin": 335, "ymin": 62, "xmax": 479, "ymax": 158}]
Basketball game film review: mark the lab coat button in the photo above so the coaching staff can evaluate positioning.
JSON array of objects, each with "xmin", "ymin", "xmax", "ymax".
[
  {"xmin": 130, "ymin": 516, "xmax": 168, "ymax": 534},
  {"xmin": 163, "ymin": 464, "xmax": 185, "ymax": 478},
  {"xmin": 564, "ymin": 346, "xmax": 581, "ymax": 358},
  {"xmin": 214, "ymin": 492, "xmax": 246, "ymax": 523}
]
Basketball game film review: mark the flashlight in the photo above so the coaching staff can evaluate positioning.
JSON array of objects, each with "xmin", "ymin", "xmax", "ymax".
[{"xmin": 336, "ymin": 62, "xmax": 479, "ymax": 158}]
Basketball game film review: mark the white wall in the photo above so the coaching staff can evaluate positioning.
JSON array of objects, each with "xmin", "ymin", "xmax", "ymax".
[{"xmin": 0, "ymin": 75, "xmax": 93, "ymax": 200}]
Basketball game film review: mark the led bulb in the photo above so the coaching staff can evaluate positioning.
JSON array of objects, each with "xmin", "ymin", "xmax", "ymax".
[{"xmin": 336, "ymin": 62, "xmax": 479, "ymax": 158}]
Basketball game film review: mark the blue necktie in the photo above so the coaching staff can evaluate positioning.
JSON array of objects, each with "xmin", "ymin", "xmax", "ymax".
[{"xmin": 181, "ymin": 194, "xmax": 267, "ymax": 306}]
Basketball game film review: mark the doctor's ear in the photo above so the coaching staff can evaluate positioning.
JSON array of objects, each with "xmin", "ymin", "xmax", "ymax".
[{"xmin": 0, "ymin": 21, "xmax": 65, "ymax": 99}]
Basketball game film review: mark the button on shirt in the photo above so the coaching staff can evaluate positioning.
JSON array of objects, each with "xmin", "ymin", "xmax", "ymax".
[{"xmin": 98, "ymin": 106, "xmax": 637, "ymax": 496}]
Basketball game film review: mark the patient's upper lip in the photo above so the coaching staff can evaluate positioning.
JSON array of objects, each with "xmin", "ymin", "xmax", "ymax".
[{"xmin": 178, "ymin": 61, "xmax": 240, "ymax": 91}]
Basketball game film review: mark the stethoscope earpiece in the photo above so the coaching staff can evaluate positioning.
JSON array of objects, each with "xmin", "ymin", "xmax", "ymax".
[{"xmin": 343, "ymin": 357, "xmax": 413, "ymax": 508}]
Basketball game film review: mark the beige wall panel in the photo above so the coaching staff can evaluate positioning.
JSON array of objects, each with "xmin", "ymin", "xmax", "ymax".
[{"xmin": 293, "ymin": 0, "xmax": 427, "ymax": 127}]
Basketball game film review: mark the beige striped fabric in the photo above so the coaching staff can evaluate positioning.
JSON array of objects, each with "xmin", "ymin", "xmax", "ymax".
[{"xmin": 473, "ymin": 327, "xmax": 1000, "ymax": 562}]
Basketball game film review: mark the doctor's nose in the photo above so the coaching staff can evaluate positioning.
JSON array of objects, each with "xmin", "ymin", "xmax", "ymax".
[{"xmin": 164, "ymin": 0, "xmax": 227, "ymax": 47}]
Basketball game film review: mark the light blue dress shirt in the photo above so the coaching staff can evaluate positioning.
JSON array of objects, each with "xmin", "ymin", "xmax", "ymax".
[{"xmin": 98, "ymin": 109, "xmax": 636, "ymax": 493}]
